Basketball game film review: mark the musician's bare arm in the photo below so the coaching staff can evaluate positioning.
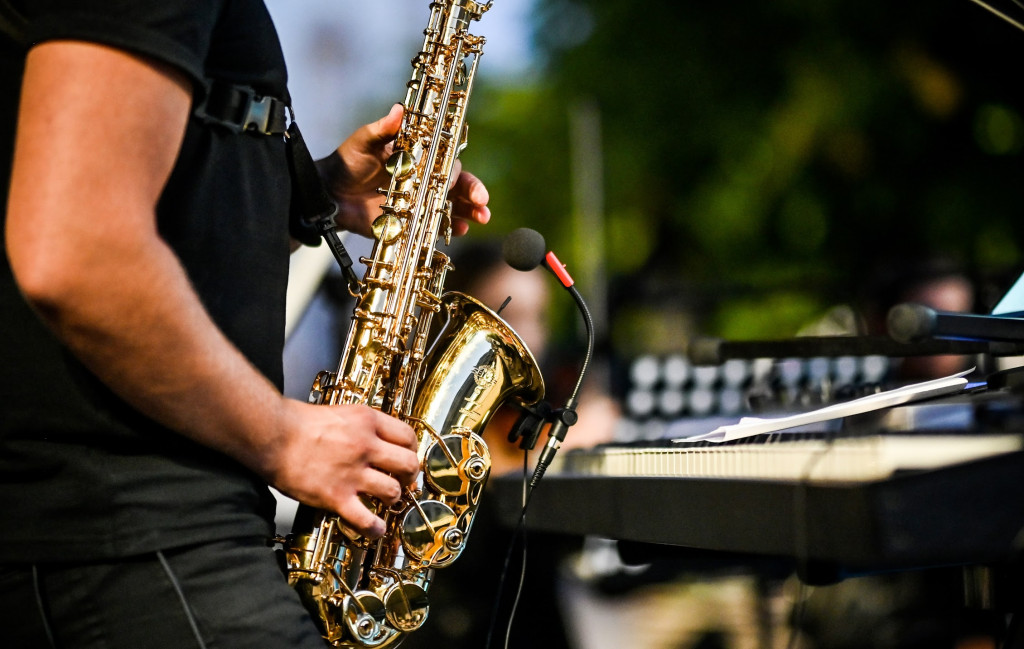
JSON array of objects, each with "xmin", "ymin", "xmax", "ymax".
[{"xmin": 5, "ymin": 41, "xmax": 417, "ymax": 538}]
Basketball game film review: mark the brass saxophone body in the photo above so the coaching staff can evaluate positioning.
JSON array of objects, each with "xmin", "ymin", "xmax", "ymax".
[{"xmin": 281, "ymin": 2, "xmax": 544, "ymax": 646}]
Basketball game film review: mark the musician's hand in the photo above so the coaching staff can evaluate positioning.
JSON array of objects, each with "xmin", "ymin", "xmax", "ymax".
[
  {"xmin": 318, "ymin": 104, "xmax": 490, "ymax": 238},
  {"xmin": 448, "ymin": 162, "xmax": 491, "ymax": 236},
  {"xmin": 266, "ymin": 399, "xmax": 420, "ymax": 539}
]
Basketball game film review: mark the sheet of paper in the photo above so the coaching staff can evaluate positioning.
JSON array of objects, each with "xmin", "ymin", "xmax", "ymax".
[
  {"xmin": 677, "ymin": 369, "xmax": 972, "ymax": 444},
  {"xmin": 992, "ymin": 271, "xmax": 1024, "ymax": 316}
]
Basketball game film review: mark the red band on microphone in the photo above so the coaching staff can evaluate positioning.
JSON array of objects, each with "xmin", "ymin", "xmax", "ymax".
[{"xmin": 545, "ymin": 251, "xmax": 574, "ymax": 288}]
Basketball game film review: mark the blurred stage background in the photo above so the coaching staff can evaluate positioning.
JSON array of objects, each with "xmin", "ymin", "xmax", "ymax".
[
  {"xmin": 265, "ymin": 3, "xmax": 1024, "ymax": 648},
  {"xmin": 269, "ymin": 0, "xmax": 1024, "ymax": 398}
]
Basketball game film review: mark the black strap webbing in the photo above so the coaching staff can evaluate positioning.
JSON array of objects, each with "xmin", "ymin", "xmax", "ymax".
[
  {"xmin": 286, "ymin": 121, "xmax": 335, "ymax": 246},
  {"xmin": 285, "ymin": 121, "xmax": 360, "ymax": 284}
]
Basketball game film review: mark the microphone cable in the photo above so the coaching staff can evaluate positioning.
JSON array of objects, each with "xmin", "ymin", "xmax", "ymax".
[{"xmin": 484, "ymin": 449, "xmax": 532, "ymax": 649}]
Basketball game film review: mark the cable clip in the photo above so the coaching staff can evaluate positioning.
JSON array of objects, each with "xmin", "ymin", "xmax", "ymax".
[{"xmin": 508, "ymin": 401, "xmax": 578, "ymax": 451}]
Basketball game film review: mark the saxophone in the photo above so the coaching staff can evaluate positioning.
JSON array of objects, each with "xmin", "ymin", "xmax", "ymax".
[{"xmin": 281, "ymin": 2, "xmax": 545, "ymax": 647}]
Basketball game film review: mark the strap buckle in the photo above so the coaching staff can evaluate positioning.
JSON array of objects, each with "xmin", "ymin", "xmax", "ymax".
[
  {"xmin": 196, "ymin": 82, "xmax": 288, "ymax": 135},
  {"xmin": 239, "ymin": 89, "xmax": 276, "ymax": 134}
]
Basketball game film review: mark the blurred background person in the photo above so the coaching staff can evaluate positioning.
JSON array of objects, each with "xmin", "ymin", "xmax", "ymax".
[{"xmin": 858, "ymin": 255, "xmax": 980, "ymax": 381}]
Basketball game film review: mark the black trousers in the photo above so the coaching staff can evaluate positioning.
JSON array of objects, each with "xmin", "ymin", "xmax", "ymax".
[{"xmin": 0, "ymin": 537, "xmax": 327, "ymax": 649}]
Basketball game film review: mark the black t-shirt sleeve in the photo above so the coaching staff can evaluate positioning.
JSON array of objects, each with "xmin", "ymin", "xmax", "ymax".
[{"xmin": 21, "ymin": 0, "xmax": 225, "ymax": 91}]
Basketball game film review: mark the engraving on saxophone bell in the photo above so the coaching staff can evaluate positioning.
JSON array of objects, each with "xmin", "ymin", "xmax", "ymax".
[
  {"xmin": 281, "ymin": 2, "xmax": 545, "ymax": 646},
  {"xmin": 471, "ymin": 363, "xmax": 497, "ymax": 387}
]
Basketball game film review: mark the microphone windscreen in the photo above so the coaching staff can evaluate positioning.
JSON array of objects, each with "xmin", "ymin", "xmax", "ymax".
[
  {"xmin": 887, "ymin": 303, "xmax": 936, "ymax": 343},
  {"xmin": 502, "ymin": 228, "xmax": 547, "ymax": 271}
]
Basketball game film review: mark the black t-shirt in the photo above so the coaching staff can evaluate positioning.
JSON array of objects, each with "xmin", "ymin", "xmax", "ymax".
[{"xmin": 0, "ymin": 0, "xmax": 294, "ymax": 561}]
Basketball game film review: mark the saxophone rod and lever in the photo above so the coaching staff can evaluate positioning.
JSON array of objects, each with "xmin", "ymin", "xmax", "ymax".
[{"xmin": 502, "ymin": 227, "xmax": 595, "ymax": 493}]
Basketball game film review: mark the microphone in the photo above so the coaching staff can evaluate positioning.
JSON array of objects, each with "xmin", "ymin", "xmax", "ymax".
[
  {"xmin": 502, "ymin": 228, "xmax": 594, "ymax": 491},
  {"xmin": 502, "ymin": 227, "xmax": 578, "ymax": 289},
  {"xmin": 502, "ymin": 227, "xmax": 546, "ymax": 272},
  {"xmin": 887, "ymin": 302, "xmax": 1024, "ymax": 344}
]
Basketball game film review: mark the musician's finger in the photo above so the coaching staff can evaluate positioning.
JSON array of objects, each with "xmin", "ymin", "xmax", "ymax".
[
  {"xmin": 370, "ymin": 448, "xmax": 419, "ymax": 489},
  {"xmin": 373, "ymin": 410, "xmax": 418, "ymax": 452},
  {"xmin": 449, "ymin": 170, "xmax": 489, "ymax": 214},
  {"xmin": 364, "ymin": 103, "xmax": 404, "ymax": 145},
  {"xmin": 336, "ymin": 497, "xmax": 387, "ymax": 538},
  {"xmin": 358, "ymin": 469, "xmax": 404, "ymax": 506}
]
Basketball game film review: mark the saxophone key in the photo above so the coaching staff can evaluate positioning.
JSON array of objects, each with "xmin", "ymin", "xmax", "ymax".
[
  {"xmin": 384, "ymin": 149, "xmax": 418, "ymax": 178},
  {"xmin": 423, "ymin": 433, "xmax": 490, "ymax": 495},
  {"xmin": 371, "ymin": 214, "xmax": 405, "ymax": 242},
  {"xmin": 383, "ymin": 581, "xmax": 429, "ymax": 632},
  {"xmin": 342, "ymin": 591, "xmax": 389, "ymax": 646},
  {"xmin": 399, "ymin": 499, "xmax": 457, "ymax": 564}
]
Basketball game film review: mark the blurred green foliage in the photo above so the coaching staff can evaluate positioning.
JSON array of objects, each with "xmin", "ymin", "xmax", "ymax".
[{"xmin": 462, "ymin": 0, "xmax": 1024, "ymax": 356}]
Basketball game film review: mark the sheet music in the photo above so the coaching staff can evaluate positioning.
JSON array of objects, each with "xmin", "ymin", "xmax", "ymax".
[
  {"xmin": 992, "ymin": 270, "xmax": 1024, "ymax": 316},
  {"xmin": 677, "ymin": 369, "xmax": 972, "ymax": 444}
]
